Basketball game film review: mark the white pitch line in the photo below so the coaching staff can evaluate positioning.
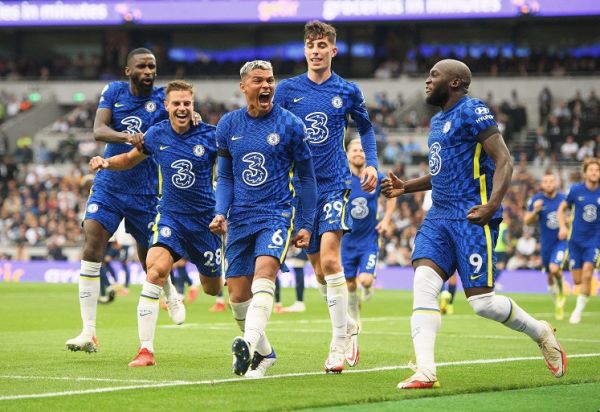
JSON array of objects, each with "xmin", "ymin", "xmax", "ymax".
[
  {"xmin": 159, "ymin": 312, "xmax": 598, "ymax": 329},
  {"xmin": 1, "ymin": 353, "xmax": 599, "ymax": 401},
  {"xmin": 0, "ymin": 375, "xmax": 179, "ymax": 384}
]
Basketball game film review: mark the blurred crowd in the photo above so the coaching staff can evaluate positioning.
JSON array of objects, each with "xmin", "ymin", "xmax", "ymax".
[{"xmin": 0, "ymin": 91, "xmax": 36, "ymax": 124}]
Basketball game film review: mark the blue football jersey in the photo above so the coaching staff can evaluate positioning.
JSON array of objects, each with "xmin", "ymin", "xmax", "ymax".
[
  {"xmin": 215, "ymin": 105, "xmax": 312, "ymax": 218},
  {"xmin": 94, "ymin": 81, "xmax": 167, "ymax": 195},
  {"xmin": 427, "ymin": 96, "xmax": 501, "ymax": 220},
  {"xmin": 274, "ymin": 72, "xmax": 377, "ymax": 193},
  {"xmin": 346, "ymin": 172, "xmax": 385, "ymax": 242},
  {"xmin": 565, "ymin": 183, "xmax": 600, "ymax": 243},
  {"xmin": 527, "ymin": 192, "xmax": 566, "ymax": 253},
  {"xmin": 143, "ymin": 120, "xmax": 217, "ymax": 215}
]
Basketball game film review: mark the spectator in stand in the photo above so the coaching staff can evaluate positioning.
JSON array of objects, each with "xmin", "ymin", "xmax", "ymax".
[
  {"xmin": 577, "ymin": 140, "xmax": 595, "ymax": 161},
  {"xmin": 560, "ymin": 135, "xmax": 579, "ymax": 160},
  {"xmin": 538, "ymin": 87, "xmax": 553, "ymax": 126}
]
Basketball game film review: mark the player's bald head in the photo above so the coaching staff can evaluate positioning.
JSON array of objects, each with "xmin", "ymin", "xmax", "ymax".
[{"xmin": 433, "ymin": 59, "xmax": 471, "ymax": 92}]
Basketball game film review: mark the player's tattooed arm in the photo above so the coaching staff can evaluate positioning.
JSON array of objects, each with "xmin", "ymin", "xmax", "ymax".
[
  {"xmin": 382, "ymin": 172, "xmax": 431, "ymax": 198},
  {"xmin": 89, "ymin": 147, "xmax": 147, "ymax": 172},
  {"xmin": 467, "ymin": 132, "xmax": 513, "ymax": 226},
  {"xmin": 93, "ymin": 108, "xmax": 142, "ymax": 144},
  {"xmin": 556, "ymin": 200, "xmax": 570, "ymax": 240}
]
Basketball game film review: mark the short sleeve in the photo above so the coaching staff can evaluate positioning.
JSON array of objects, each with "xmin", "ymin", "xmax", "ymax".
[
  {"xmin": 98, "ymin": 83, "xmax": 116, "ymax": 110},
  {"xmin": 142, "ymin": 124, "xmax": 158, "ymax": 155},
  {"xmin": 463, "ymin": 99, "xmax": 498, "ymax": 142},
  {"xmin": 526, "ymin": 196, "xmax": 535, "ymax": 212}
]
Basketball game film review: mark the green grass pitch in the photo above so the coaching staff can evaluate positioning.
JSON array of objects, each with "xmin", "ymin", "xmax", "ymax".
[{"xmin": 1, "ymin": 282, "xmax": 599, "ymax": 411}]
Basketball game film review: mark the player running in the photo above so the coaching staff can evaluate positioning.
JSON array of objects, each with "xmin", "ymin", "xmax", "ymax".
[
  {"xmin": 523, "ymin": 172, "xmax": 567, "ymax": 319},
  {"xmin": 274, "ymin": 20, "xmax": 378, "ymax": 373},
  {"xmin": 89, "ymin": 80, "xmax": 222, "ymax": 366},
  {"xmin": 383, "ymin": 59, "xmax": 566, "ymax": 389},
  {"xmin": 558, "ymin": 157, "xmax": 600, "ymax": 324},
  {"xmin": 210, "ymin": 60, "xmax": 317, "ymax": 378},
  {"xmin": 66, "ymin": 48, "xmax": 185, "ymax": 353},
  {"xmin": 342, "ymin": 139, "xmax": 395, "ymax": 323}
]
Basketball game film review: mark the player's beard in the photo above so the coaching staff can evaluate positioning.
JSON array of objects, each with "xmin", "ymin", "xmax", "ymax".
[
  {"xmin": 133, "ymin": 75, "xmax": 154, "ymax": 95},
  {"xmin": 425, "ymin": 86, "xmax": 449, "ymax": 107}
]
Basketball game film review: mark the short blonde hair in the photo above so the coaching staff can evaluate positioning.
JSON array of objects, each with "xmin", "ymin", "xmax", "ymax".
[{"xmin": 239, "ymin": 60, "xmax": 273, "ymax": 80}]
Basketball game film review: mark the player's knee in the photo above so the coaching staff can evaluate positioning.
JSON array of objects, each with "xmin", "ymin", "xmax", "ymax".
[
  {"xmin": 346, "ymin": 278, "xmax": 357, "ymax": 292},
  {"xmin": 202, "ymin": 282, "xmax": 220, "ymax": 296},
  {"xmin": 359, "ymin": 274, "xmax": 373, "ymax": 288},
  {"xmin": 467, "ymin": 292, "xmax": 506, "ymax": 322},
  {"xmin": 412, "ymin": 265, "xmax": 444, "ymax": 309},
  {"xmin": 320, "ymin": 256, "xmax": 341, "ymax": 274}
]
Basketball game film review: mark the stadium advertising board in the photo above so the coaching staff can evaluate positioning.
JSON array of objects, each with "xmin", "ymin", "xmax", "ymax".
[{"xmin": 0, "ymin": 0, "xmax": 598, "ymax": 26}]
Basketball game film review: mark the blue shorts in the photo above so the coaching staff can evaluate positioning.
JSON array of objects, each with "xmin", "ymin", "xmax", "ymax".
[
  {"xmin": 225, "ymin": 214, "xmax": 293, "ymax": 278},
  {"xmin": 412, "ymin": 217, "xmax": 500, "ymax": 289},
  {"xmin": 567, "ymin": 240, "xmax": 599, "ymax": 270},
  {"xmin": 151, "ymin": 212, "xmax": 221, "ymax": 277},
  {"xmin": 84, "ymin": 186, "xmax": 156, "ymax": 247},
  {"xmin": 307, "ymin": 189, "xmax": 352, "ymax": 255},
  {"xmin": 342, "ymin": 235, "xmax": 379, "ymax": 279},
  {"xmin": 540, "ymin": 240, "xmax": 567, "ymax": 272}
]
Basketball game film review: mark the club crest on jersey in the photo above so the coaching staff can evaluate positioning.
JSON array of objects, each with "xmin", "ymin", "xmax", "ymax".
[
  {"xmin": 160, "ymin": 227, "xmax": 172, "ymax": 238},
  {"xmin": 86, "ymin": 203, "xmax": 98, "ymax": 213},
  {"xmin": 583, "ymin": 205, "xmax": 597, "ymax": 222},
  {"xmin": 145, "ymin": 101, "xmax": 157, "ymax": 113},
  {"xmin": 429, "ymin": 142, "xmax": 442, "ymax": 175},
  {"xmin": 193, "ymin": 144, "xmax": 205, "ymax": 157},
  {"xmin": 267, "ymin": 133, "xmax": 280, "ymax": 146},
  {"xmin": 331, "ymin": 96, "xmax": 343, "ymax": 109},
  {"xmin": 443, "ymin": 121, "xmax": 451, "ymax": 134}
]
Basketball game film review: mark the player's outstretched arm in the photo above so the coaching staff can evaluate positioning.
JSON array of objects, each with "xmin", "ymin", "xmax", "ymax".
[
  {"xmin": 467, "ymin": 132, "xmax": 513, "ymax": 226},
  {"xmin": 89, "ymin": 147, "xmax": 147, "ymax": 172},
  {"xmin": 93, "ymin": 108, "xmax": 142, "ymax": 144},
  {"xmin": 382, "ymin": 172, "xmax": 431, "ymax": 198},
  {"xmin": 557, "ymin": 200, "xmax": 570, "ymax": 240},
  {"xmin": 293, "ymin": 157, "xmax": 317, "ymax": 248}
]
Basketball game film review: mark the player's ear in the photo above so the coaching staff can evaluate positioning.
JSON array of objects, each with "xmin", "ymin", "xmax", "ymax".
[
  {"xmin": 331, "ymin": 46, "xmax": 338, "ymax": 58},
  {"xmin": 124, "ymin": 65, "xmax": 131, "ymax": 77},
  {"xmin": 164, "ymin": 99, "xmax": 168, "ymax": 110}
]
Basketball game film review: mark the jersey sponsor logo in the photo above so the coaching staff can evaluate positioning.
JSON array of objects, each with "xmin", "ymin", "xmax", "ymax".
[
  {"xmin": 304, "ymin": 112, "xmax": 329, "ymax": 144},
  {"xmin": 429, "ymin": 142, "xmax": 442, "ymax": 176},
  {"xmin": 350, "ymin": 197, "xmax": 369, "ymax": 219},
  {"xmin": 293, "ymin": 97, "xmax": 304, "ymax": 103},
  {"xmin": 159, "ymin": 226, "xmax": 172, "ymax": 238},
  {"xmin": 145, "ymin": 101, "xmax": 157, "ymax": 113},
  {"xmin": 331, "ymin": 95, "xmax": 343, "ymax": 109},
  {"xmin": 267, "ymin": 245, "xmax": 281, "ymax": 249},
  {"xmin": 475, "ymin": 114, "xmax": 494, "ymax": 124},
  {"xmin": 442, "ymin": 121, "xmax": 451, "ymax": 133},
  {"xmin": 114, "ymin": 102, "xmax": 125, "ymax": 108},
  {"xmin": 160, "ymin": 145, "xmax": 170, "ymax": 151},
  {"xmin": 469, "ymin": 273, "xmax": 483, "ymax": 280},
  {"xmin": 583, "ymin": 204, "xmax": 597, "ymax": 222},
  {"xmin": 475, "ymin": 106, "xmax": 490, "ymax": 115},
  {"xmin": 546, "ymin": 211, "xmax": 559, "ymax": 230},
  {"xmin": 171, "ymin": 159, "xmax": 196, "ymax": 189},
  {"xmin": 267, "ymin": 133, "xmax": 280, "ymax": 146},
  {"xmin": 121, "ymin": 116, "xmax": 143, "ymax": 135},
  {"xmin": 193, "ymin": 144, "xmax": 205, "ymax": 157},
  {"xmin": 86, "ymin": 203, "xmax": 98, "ymax": 213},
  {"xmin": 242, "ymin": 152, "xmax": 268, "ymax": 186},
  {"xmin": 231, "ymin": 135, "xmax": 243, "ymax": 141}
]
